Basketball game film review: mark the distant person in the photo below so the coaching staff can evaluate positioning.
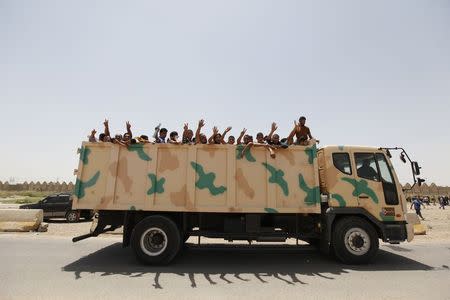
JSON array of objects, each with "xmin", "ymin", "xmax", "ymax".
[
  {"xmin": 227, "ymin": 135, "xmax": 235, "ymax": 145},
  {"xmin": 88, "ymin": 129, "xmax": 97, "ymax": 142},
  {"xmin": 168, "ymin": 131, "xmax": 180, "ymax": 144},
  {"xmin": 438, "ymin": 196, "xmax": 445, "ymax": 210},
  {"xmin": 410, "ymin": 197, "xmax": 425, "ymax": 220},
  {"xmin": 256, "ymin": 132, "xmax": 266, "ymax": 144},
  {"xmin": 289, "ymin": 116, "xmax": 319, "ymax": 145},
  {"xmin": 153, "ymin": 124, "xmax": 168, "ymax": 143},
  {"xmin": 182, "ymin": 123, "xmax": 194, "ymax": 144}
]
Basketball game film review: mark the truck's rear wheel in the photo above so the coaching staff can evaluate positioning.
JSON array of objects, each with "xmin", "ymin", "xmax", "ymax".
[
  {"xmin": 332, "ymin": 217, "xmax": 379, "ymax": 264},
  {"xmin": 131, "ymin": 215, "xmax": 181, "ymax": 265}
]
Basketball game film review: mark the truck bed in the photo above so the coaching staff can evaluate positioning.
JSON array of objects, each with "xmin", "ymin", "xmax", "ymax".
[{"xmin": 72, "ymin": 142, "xmax": 321, "ymax": 214}]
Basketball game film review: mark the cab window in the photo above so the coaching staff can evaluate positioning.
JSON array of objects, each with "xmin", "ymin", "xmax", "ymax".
[
  {"xmin": 375, "ymin": 153, "xmax": 394, "ymax": 184},
  {"xmin": 355, "ymin": 153, "xmax": 380, "ymax": 181},
  {"xmin": 332, "ymin": 153, "xmax": 352, "ymax": 175}
]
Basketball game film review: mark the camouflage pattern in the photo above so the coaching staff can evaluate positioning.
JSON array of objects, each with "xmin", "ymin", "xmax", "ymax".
[
  {"xmin": 72, "ymin": 141, "xmax": 321, "ymax": 214},
  {"xmin": 72, "ymin": 142, "xmax": 406, "ymax": 222},
  {"xmin": 319, "ymin": 146, "xmax": 407, "ymax": 222}
]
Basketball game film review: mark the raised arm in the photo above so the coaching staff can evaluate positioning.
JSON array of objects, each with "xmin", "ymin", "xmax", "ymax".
[
  {"xmin": 103, "ymin": 119, "xmax": 110, "ymax": 138},
  {"xmin": 126, "ymin": 121, "xmax": 133, "ymax": 138},
  {"xmin": 267, "ymin": 122, "xmax": 277, "ymax": 142},
  {"xmin": 195, "ymin": 119, "xmax": 205, "ymax": 145},
  {"xmin": 237, "ymin": 128, "xmax": 246, "ymax": 145},
  {"xmin": 221, "ymin": 127, "xmax": 232, "ymax": 144},
  {"xmin": 208, "ymin": 126, "xmax": 218, "ymax": 144},
  {"xmin": 153, "ymin": 123, "xmax": 161, "ymax": 140},
  {"xmin": 89, "ymin": 129, "xmax": 97, "ymax": 142},
  {"xmin": 287, "ymin": 121, "xmax": 298, "ymax": 145},
  {"xmin": 182, "ymin": 123, "xmax": 189, "ymax": 142}
]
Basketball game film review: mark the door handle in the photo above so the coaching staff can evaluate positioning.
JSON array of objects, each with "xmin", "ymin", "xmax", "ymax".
[{"xmin": 358, "ymin": 195, "xmax": 369, "ymax": 199}]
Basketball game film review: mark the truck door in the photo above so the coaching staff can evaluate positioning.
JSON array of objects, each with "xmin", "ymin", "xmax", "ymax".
[
  {"xmin": 326, "ymin": 151, "xmax": 359, "ymax": 207},
  {"xmin": 353, "ymin": 152, "xmax": 397, "ymax": 220},
  {"xmin": 374, "ymin": 153, "xmax": 399, "ymax": 206}
]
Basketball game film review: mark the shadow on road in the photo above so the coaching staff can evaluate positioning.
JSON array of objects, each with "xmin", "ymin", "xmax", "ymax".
[{"xmin": 62, "ymin": 242, "xmax": 434, "ymax": 288}]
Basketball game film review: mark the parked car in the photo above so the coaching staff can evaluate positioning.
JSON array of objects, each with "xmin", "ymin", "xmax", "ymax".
[{"xmin": 20, "ymin": 193, "xmax": 94, "ymax": 223}]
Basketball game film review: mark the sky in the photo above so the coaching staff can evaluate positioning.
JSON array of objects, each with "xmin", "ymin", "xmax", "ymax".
[{"xmin": 1, "ymin": 0, "xmax": 449, "ymax": 186}]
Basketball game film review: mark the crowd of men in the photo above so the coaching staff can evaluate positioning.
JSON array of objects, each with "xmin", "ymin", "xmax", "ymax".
[{"xmin": 88, "ymin": 117, "xmax": 319, "ymax": 150}]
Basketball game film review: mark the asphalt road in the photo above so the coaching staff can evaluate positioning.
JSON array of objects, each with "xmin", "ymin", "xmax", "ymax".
[{"xmin": 0, "ymin": 235, "xmax": 449, "ymax": 300}]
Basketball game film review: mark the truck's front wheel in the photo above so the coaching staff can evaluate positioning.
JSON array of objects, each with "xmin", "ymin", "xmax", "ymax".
[
  {"xmin": 131, "ymin": 215, "xmax": 181, "ymax": 265},
  {"xmin": 332, "ymin": 217, "xmax": 379, "ymax": 264}
]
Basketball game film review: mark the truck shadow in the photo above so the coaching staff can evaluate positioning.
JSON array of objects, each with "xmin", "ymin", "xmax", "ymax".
[{"xmin": 62, "ymin": 243, "xmax": 433, "ymax": 289}]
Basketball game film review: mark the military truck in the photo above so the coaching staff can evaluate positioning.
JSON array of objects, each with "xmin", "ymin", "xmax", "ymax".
[{"xmin": 72, "ymin": 140, "xmax": 423, "ymax": 265}]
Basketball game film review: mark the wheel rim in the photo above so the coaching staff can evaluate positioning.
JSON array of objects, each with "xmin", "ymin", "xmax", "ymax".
[
  {"xmin": 140, "ymin": 227, "xmax": 168, "ymax": 256},
  {"xmin": 67, "ymin": 212, "xmax": 77, "ymax": 222},
  {"xmin": 344, "ymin": 227, "xmax": 371, "ymax": 256}
]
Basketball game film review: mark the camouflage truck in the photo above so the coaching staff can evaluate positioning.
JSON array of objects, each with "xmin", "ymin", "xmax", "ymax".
[{"xmin": 72, "ymin": 140, "xmax": 423, "ymax": 265}]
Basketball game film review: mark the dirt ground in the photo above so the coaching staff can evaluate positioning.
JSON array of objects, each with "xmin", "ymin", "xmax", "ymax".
[{"xmin": 4, "ymin": 204, "xmax": 448, "ymax": 244}]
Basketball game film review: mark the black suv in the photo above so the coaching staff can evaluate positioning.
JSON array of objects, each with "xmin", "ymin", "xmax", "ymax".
[{"xmin": 20, "ymin": 193, "xmax": 94, "ymax": 223}]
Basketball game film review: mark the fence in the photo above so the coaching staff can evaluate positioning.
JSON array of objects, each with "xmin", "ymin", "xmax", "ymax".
[{"xmin": 0, "ymin": 181, "xmax": 74, "ymax": 193}]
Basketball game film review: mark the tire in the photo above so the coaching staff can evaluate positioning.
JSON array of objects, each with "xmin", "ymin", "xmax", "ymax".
[
  {"xmin": 65, "ymin": 211, "xmax": 80, "ymax": 223},
  {"xmin": 131, "ymin": 215, "xmax": 181, "ymax": 265},
  {"xmin": 332, "ymin": 217, "xmax": 379, "ymax": 265}
]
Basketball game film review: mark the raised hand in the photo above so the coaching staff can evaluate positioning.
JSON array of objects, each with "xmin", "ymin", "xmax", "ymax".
[
  {"xmin": 104, "ymin": 119, "xmax": 109, "ymax": 127},
  {"xmin": 199, "ymin": 119, "xmax": 205, "ymax": 128},
  {"xmin": 241, "ymin": 128, "xmax": 247, "ymax": 135},
  {"xmin": 213, "ymin": 126, "xmax": 218, "ymax": 134},
  {"xmin": 271, "ymin": 122, "xmax": 278, "ymax": 132},
  {"xmin": 183, "ymin": 123, "xmax": 189, "ymax": 131},
  {"xmin": 91, "ymin": 129, "xmax": 97, "ymax": 135},
  {"xmin": 225, "ymin": 126, "xmax": 232, "ymax": 132},
  {"xmin": 126, "ymin": 121, "xmax": 131, "ymax": 130}
]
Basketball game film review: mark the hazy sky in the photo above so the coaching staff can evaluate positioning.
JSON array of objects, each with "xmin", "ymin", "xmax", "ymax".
[{"xmin": 1, "ymin": 0, "xmax": 449, "ymax": 185}]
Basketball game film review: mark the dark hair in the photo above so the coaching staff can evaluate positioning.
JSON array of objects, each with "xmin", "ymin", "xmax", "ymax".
[
  {"xmin": 160, "ymin": 128, "xmax": 168, "ymax": 134},
  {"xmin": 299, "ymin": 116, "xmax": 306, "ymax": 121},
  {"xmin": 228, "ymin": 135, "xmax": 235, "ymax": 139},
  {"xmin": 140, "ymin": 135, "xmax": 149, "ymax": 141},
  {"xmin": 99, "ymin": 133, "xmax": 106, "ymax": 141},
  {"xmin": 256, "ymin": 132, "xmax": 264, "ymax": 138},
  {"xmin": 170, "ymin": 131, "xmax": 178, "ymax": 138}
]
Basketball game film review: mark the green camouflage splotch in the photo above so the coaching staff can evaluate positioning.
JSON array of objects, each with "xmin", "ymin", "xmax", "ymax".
[
  {"xmin": 341, "ymin": 178, "xmax": 379, "ymax": 204},
  {"xmin": 128, "ymin": 144, "xmax": 152, "ymax": 161},
  {"xmin": 80, "ymin": 147, "xmax": 91, "ymax": 165},
  {"xmin": 236, "ymin": 144, "xmax": 256, "ymax": 162},
  {"xmin": 264, "ymin": 208, "xmax": 279, "ymax": 213},
  {"xmin": 331, "ymin": 194, "xmax": 346, "ymax": 207},
  {"xmin": 262, "ymin": 163, "xmax": 289, "ymax": 196},
  {"xmin": 74, "ymin": 171, "xmax": 100, "ymax": 199},
  {"xmin": 305, "ymin": 144, "xmax": 318, "ymax": 164},
  {"xmin": 379, "ymin": 212, "xmax": 395, "ymax": 222},
  {"xmin": 298, "ymin": 174, "xmax": 320, "ymax": 206},
  {"xmin": 147, "ymin": 174, "xmax": 165, "ymax": 195},
  {"xmin": 190, "ymin": 162, "xmax": 227, "ymax": 196}
]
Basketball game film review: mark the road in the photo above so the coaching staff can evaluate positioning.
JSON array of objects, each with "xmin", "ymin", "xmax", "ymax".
[{"xmin": 0, "ymin": 234, "xmax": 449, "ymax": 300}]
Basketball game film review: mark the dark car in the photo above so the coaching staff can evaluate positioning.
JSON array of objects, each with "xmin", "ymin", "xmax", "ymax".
[{"xmin": 20, "ymin": 193, "xmax": 94, "ymax": 223}]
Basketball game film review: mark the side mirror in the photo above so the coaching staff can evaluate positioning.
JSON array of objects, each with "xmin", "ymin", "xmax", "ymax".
[
  {"xmin": 400, "ymin": 153, "xmax": 407, "ymax": 163},
  {"xmin": 417, "ymin": 178, "xmax": 425, "ymax": 186},
  {"xmin": 413, "ymin": 161, "xmax": 421, "ymax": 175},
  {"xmin": 385, "ymin": 149, "xmax": 392, "ymax": 158}
]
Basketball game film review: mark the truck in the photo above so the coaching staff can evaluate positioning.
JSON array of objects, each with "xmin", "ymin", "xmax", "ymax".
[{"xmin": 71, "ymin": 140, "xmax": 423, "ymax": 265}]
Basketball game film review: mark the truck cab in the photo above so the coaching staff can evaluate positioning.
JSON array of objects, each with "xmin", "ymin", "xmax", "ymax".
[{"xmin": 318, "ymin": 146, "xmax": 415, "ymax": 262}]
